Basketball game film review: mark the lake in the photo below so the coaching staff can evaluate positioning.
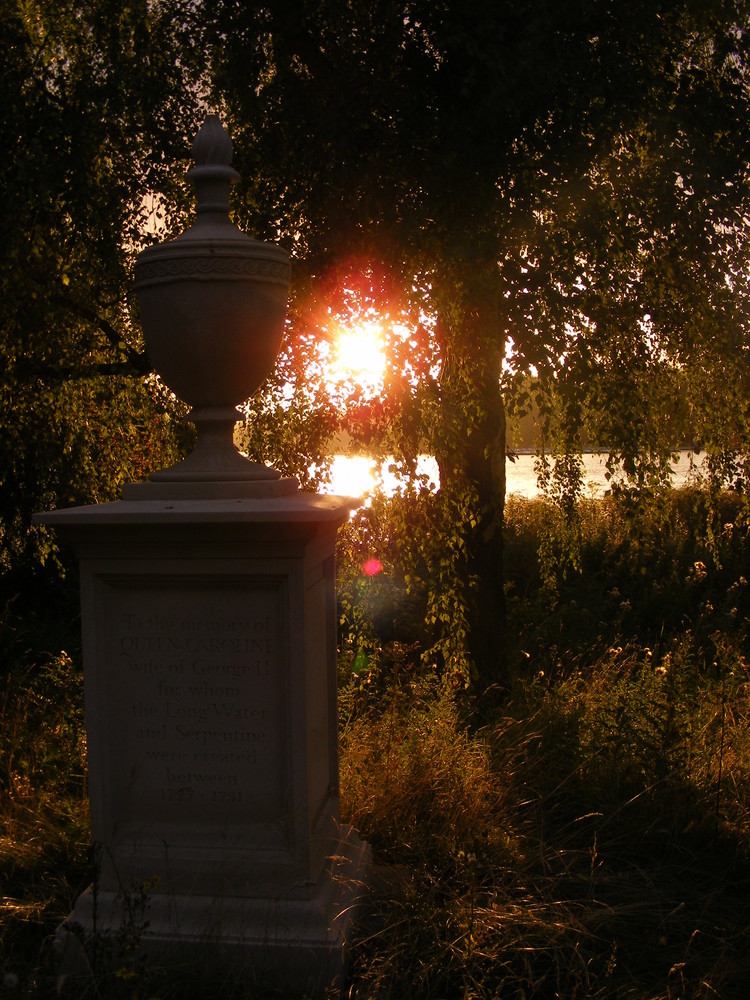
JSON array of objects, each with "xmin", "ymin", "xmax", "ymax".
[{"xmin": 322, "ymin": 451, "xmax": 706, "ymax": 499}]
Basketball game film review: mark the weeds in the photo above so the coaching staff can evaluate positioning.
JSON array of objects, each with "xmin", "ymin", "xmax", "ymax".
[
  {"xmin": 337, "ymin": 489, "xmax": 750, "ymax": 998},
  {"xmin": 1, "ymin": 488, "xmax": 750, "ymax": 996},
  {"xmin": 340, "ymin": 647, "xmax": 750, "ymax": 999}
]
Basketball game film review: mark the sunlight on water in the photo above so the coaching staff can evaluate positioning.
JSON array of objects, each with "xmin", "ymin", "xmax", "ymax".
[
  {"xmin": 322, "ymin": 452, "xmax": 706, "ymax": 499},
  {"xmin": 326, "ymin": 454, "xmax": 440, "ymax": 497}
]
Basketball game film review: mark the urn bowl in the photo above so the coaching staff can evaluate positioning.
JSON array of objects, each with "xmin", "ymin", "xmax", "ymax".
[{"xmin": 135, "ymin": 237, "xmax": 290, "ymax": 411}]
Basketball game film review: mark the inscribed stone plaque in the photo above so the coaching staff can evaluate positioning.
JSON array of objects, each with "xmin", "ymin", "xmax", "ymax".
[{"xmin": 100, "ymin": 577, "xmax": 285, "ymax": 845}]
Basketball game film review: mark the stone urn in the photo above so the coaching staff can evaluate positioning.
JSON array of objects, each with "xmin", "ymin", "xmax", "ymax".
[{"xmin": 133, "ymin": 115, "xmax": 293, "ymax": 495}]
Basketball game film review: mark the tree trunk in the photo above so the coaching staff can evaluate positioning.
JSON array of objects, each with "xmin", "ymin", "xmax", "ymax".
[
  {"xmin": 433, "ymin": 281, "xmax": 507, "ymax": 689},
  {"xmin": 466, "ymin": 365, "xmax": 507, "ymax": 689}
]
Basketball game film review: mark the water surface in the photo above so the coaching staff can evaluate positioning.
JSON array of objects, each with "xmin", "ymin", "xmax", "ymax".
[{"xmin": 324, "ymin": 451, "xmax": 705, "ymax": 499}]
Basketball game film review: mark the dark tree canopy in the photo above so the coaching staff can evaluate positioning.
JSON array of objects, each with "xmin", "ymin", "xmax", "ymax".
[
  {"xmin": 204, "ymin": 1, "xmax": 750, "ymax": 440},
  {"xmin": 196, "ymin": 0, "xmax": 750, "ymax": 679}
]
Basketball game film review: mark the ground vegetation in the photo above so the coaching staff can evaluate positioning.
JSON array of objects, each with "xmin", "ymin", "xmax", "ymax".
[{"xmin": 1, "ymin": 489, "xmax": 749, "ymax": 998}]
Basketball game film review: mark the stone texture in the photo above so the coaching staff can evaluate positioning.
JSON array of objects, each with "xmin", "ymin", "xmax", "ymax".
[{"xmin": 39, "ymin": 496, "xmax": 370, "ymax": 993}]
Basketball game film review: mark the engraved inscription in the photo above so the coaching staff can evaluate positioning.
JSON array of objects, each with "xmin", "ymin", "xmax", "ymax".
[{"xmin": 105, "ymin": 583, "xmax": 283, "ymax": 826}]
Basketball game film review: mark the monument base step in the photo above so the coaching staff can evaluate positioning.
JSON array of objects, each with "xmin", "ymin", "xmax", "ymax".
[{"xmin": 55, "ymin": 827, "xmax": 371, "ymax": 997}]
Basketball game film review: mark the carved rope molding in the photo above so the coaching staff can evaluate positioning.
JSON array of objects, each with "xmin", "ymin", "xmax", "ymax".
[{"xmin": 135, "ymin": 255, "xmax": 291, "ymax": 288}]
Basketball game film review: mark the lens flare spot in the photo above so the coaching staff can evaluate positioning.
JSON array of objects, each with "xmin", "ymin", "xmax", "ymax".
[{"xmin": 362, "ymin": 558, "xmax": 383, "ymax": 577}]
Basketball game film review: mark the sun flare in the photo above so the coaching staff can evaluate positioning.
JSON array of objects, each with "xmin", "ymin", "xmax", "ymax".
[{"xmin": 332, "ymin": 320, "xmax": 386, "ymax": 386}]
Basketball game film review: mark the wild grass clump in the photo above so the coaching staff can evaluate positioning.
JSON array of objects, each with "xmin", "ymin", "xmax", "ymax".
[
  {"xmin": 339, "ymin": 669, "xmax": 521, "ymax": 870},
  {"xmin": 338, "ymin": 668, "xmax": 621, "ymax": 999},
  {"xmin": 526, "ymin": 633, "xmax": 750, "ymax": 846},
  {"xmin": 504, "ymin": 487, "xmax": 750, "ymax": 678}
]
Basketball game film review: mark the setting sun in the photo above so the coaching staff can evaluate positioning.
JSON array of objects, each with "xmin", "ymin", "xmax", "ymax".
[{"xmin": 329, "ymin": 320, "xmax": 386, "ymax": 391}]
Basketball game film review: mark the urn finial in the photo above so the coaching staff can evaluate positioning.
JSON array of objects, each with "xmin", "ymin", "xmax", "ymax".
[
  {"xmin": 186, "ymin": 115, "xmax": 240, "ymax": 224},
  {"xmin": 192, "ymin": 114, "xmax": 234, "ymax": 166}
]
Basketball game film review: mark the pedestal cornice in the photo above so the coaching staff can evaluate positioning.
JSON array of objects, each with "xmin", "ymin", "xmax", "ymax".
[{"xmin": 34, "ymin": 492, "xmax": 359, "ymax": 528}]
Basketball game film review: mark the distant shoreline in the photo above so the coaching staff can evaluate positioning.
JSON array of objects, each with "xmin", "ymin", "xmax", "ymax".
[{"xmin": 324, "ymin": 450, "xmax": 706, "ymax": 499}]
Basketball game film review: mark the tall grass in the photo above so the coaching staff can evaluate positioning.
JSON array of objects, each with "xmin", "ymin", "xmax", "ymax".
[
  {"xmin": 338, "ymin": 642, "xmax": 750, "ymax": 998},
  {"xmin": 0, "ymin": 599, "xmax": 89, "ymax": 996},
  {"xmin": 337, "ymin": 488, "xmax": 750, "ymax": 999}
]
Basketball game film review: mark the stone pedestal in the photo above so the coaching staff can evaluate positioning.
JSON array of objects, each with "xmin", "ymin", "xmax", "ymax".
[{"xmin": 37, "ymin": 494, "xmax": 370, "ymax": 994}]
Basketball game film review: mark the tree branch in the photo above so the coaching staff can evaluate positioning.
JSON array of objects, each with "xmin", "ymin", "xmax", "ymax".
[
  {"xmin": 50, "ymin": 292, "xmax": 152, "ymax": 378},
  {"xmin": 11, "ymin": 357, "xmax": 151, "ymax": 388}
]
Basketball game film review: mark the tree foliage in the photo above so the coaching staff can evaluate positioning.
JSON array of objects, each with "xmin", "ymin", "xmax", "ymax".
[
  {"xmin": 196, "ymin": 0, "xmax": 750, "ymax": 682},
  {"xmin": 0, "ymin": 0, "xmax": 200, "ymax": 585}
]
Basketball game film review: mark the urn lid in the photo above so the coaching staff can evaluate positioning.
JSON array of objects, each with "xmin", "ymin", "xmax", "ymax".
[{"xmin": 135, "ymin": 116, "xmax": 290, "ymax": 290}]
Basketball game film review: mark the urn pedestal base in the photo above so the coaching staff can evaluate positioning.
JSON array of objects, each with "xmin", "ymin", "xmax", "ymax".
[
  {"xmin": 37, "ymin": 495, "xmax": 369, "ymax": 996},
  {"xmin": 56, "ymin": 826, "xmax": 370, "ymax": 995}
]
